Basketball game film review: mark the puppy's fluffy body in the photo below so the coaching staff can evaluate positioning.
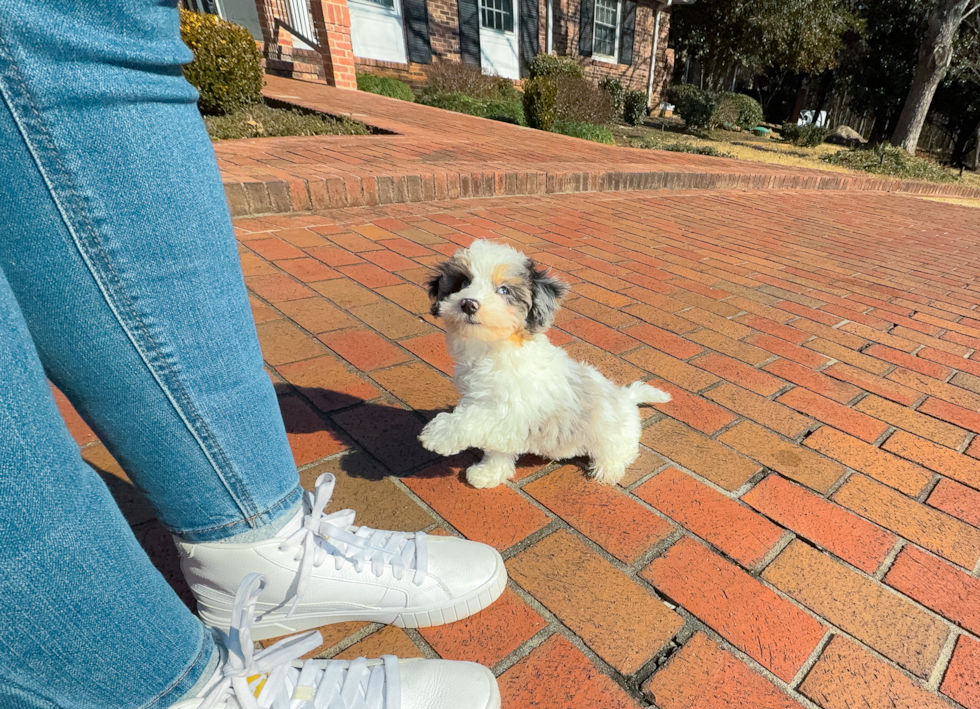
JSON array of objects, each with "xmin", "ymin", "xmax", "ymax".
[{"xmin": 420, "ymin": 240, "xmax": 670, "ymax": 488}]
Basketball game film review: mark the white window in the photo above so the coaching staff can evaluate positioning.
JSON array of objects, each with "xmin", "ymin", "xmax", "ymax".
[
  {"xmin": 593, "ymin": 0, "xmax": 619, "ymax": 60},
  {"xmin": 481, "ymin": 0, "xmax": 515, "ymax": 32}
]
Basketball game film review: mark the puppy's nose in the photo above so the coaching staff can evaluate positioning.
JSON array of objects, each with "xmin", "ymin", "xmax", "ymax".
[{"xmin": 460, "ymin": 298, "xmax": 480, "ymax": 315}]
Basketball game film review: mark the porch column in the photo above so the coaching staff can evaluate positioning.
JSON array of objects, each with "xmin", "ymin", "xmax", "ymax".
[{"xmin": 309, "ymin": 0, "xmax": 358, "ymax": 89}]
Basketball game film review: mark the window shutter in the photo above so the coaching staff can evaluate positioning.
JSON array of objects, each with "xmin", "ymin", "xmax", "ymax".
[
  {"xmin": 403, "ymin": 0, "xmax": 433, "ymax": 63},
  {"xmin": 578, "ymin": 0, "xmax": 594, "ymax": 57},
  {"xmin": 520, "ymin": 0, "xmax": 540, "ymax": 76},
  {"xmin": 618, "ymin": 0, "xmax": 636, "ymax": 65},
  {"xmin": 458, "ymin": 0, "xmax": 482, "ymax": 65}
]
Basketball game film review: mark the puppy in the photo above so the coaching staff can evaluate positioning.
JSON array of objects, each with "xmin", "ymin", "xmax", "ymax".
[{"xmin": 419, "ymin": 240, "xmax": 671, "ymax": 488}]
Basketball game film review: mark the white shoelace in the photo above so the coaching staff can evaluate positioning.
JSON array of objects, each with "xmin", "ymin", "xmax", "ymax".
[
  {"xmin": 278, "ymin": 473, "xmax": 429, "ymax": 616},
  {"xmin": 199, "ymin": 573, "xmax": 401, "ymax": 709}
]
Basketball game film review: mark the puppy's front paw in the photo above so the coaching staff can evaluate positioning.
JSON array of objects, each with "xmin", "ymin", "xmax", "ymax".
[
  {"xmin": 419, "ymin": 413, "xmax": 463, "ymax": 456},
  {"xmin": 466, "ymin": 464, "xmax": 507, "ymax": 489}
]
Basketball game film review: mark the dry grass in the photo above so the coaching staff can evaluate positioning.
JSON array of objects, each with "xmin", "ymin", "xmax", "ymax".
[
  {"xmin": 913, "ymin": 196, "xmax": 980, "ymax": 208},
  {"xmin": 612, "ymin": 116, "xmax": 978, "ymax": 184}
]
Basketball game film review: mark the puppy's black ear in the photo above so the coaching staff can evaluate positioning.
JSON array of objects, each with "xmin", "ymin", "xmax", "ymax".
[
  {"xmin": 427, "ymin": 270, "xmax": 443, "ymax": 317},
  {"xmin": 526, "ymin": 260, "xmax": 569, "ymax": 333}
]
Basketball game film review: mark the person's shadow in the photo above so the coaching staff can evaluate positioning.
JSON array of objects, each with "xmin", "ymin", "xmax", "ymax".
[{"xmin": 86, "ymin": 386, "xmax": 462, "ymax": 607}]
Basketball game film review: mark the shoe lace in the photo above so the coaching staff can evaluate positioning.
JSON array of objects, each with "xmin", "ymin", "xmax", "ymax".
[
  {"xmin": 199, "ymin": 573, "xmax": 401, "ymax": 709},
  {"xmin": 278, "ymin": 473, "xmax": 429, "ymax": 616}
]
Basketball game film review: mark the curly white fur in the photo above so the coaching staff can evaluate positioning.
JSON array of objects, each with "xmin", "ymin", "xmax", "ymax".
[{"xmin": 420, "ymin": 240, "xmax": 670, "ymax": 488}]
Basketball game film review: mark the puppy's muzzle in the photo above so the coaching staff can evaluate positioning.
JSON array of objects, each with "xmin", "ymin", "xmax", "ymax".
[{"xmin": 460, "ymin": 298, "xmax": 480, "ymax": 315}]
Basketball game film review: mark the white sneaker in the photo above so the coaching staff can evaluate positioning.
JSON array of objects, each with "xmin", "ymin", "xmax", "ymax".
[
  {"xmin": 177, "ymin": 473, "xmax": 507, "ymax": 641},
  {"xmin": 172, "ymin": 574, "xmax": 501, "ymax": 709}
]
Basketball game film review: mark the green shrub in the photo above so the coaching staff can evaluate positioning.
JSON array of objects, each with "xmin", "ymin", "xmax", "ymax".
[
  {"xmin": 180, "ymin": 9, "xmax": 263, "ymax": 114},
  {"xmin": 356, "ymin": 73, "xmax": 414, "ymax": 101},
  {"xmin": 523, "ymin": 75, "xmax": 614, "ymax": 130},
  {"xmin": 780, "ymin": 122, "xmax": 830, "ymax": 147},
  {"xmin": 659, "ymin": 142, "xmax": 734, "ymax": 158},
  {"xmin": 421, "ymin": 62, "xmax": 515, "ymax": 100},
  {"xmin": 722, "ymin": 93, "xmax": 764, "ymax": 130},
  {"xmin": 483, "ymin": 97, "xmax": 525, "ymax": 125},
  {"xmin": 203, "ymin": 103, "xmax": 368, "ymax": 140},
  {"xmin": 599, "ymin": 78, "xmax": 624, "ymax": 115},
  {"xmin": 822, "ymin": 144, "xmax": 957, "ymax": 183},
  {"xmin": 551, "ymin": 120, "xmax": 615, "ymax": 144},
  {"xmin": 418, "ymin": 90, "xmax": 525, "ymax": 125},
  {"xmin": 622, "ymin": 90, "xmax": 648, "ymax": 126},
  {"xmin": 522, "ymin": 77, "xmax": 560, "ymax": 130},
  {"xmin": 666, "ymin": 85, "xmax": 764, "ymax": 132},
  {"xmin": 667, "ymin": 85, "xmax": 717, "ymax": 131},
  {"xmin": 630, "ymin": 134, "xmax": 736, "ymax": 158},
  {"xmin": 527, "ymin": 54, "xmax": 585, "ymax": 79}
]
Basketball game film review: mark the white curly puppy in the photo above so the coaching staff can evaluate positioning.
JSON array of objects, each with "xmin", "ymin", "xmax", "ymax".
[{"xmin": 419, "ymin": 240, "xmax": 670, "ymax": 488}]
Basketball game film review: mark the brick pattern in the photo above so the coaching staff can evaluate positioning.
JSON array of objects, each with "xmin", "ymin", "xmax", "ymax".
[
  {"xmin": 59, "ymin": 82, "xmax": 980, "ymax": 709},
  {"xmin": 339, "ymin": 0, "xmax": 671, "ymax": 101},
  {"xmin": 217, "ymin": 77, "xmax": 980, "ymax": 218}
]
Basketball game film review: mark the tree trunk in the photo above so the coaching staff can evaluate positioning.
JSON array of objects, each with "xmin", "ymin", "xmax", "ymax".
[
  {"xmin": 951, "ymin": 126, "xmax": 973, "ymax": 166},
  {"xmin": 975, "ymin": 122, "xmax": 980, "ymax": 171},
  {"xmin": 890, "ymin": 0, "xmax": 974, "ymax": 152}
]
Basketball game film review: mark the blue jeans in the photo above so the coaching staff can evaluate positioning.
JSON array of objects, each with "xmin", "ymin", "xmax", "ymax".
[{"xmin": 0, "ymin": 0, "xmax": 304, "ymax": 706}]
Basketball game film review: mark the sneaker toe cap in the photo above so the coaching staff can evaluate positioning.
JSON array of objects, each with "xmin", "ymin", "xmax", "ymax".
[
  {"xmin": 399, "ymin": 659, "xmax": 500, "ymax": 709},
  {"xmin": 424, "ymin": 536, "xmax": 505, "ymax": 597}
]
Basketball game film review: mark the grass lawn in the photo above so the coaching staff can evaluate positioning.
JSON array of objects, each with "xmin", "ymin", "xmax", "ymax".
[
  {"xmin": 612, "ymin": 115, "xmax": 980, "ymax": 188},
  {"xmin": 204, "ymin": 102, "xmax": 369, "ymax": 141}
]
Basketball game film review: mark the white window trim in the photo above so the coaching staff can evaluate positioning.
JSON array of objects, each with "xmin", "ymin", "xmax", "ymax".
[
  {"xmin": 480, "ymin": 0, "xmax": 516, "ymax": 34},
  {"xmin": 592, "ymin": 0, "xmax": 620, "ymax": 63}
]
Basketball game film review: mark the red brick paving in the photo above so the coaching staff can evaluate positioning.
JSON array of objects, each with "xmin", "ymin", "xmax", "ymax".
[
  {"xmin": 215, "ymin": 77, "xmax": 980, "ymax": 217},
  {"xmin": 57, "ymin": 80, "xmax": 980, "ymax": 708}
]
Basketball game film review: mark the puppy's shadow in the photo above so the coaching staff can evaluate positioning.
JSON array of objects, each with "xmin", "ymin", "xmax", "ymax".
[{"xmin": 276, "ymin": 384, "xmax": 457, "ymax": 482}]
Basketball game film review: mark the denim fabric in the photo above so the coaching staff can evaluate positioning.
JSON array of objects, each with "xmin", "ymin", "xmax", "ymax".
[
  {"xmin": 0, "ymin": 0, "xmax": 304, "ymax": 705},
  {"xmin": 0, "ymin": 0, "xmax": 302, "ymax": 541}
]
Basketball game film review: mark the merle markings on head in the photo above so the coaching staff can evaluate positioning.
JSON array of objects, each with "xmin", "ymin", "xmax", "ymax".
[{"xmin": 427, "ymin": 240, "xmax": 569, "ymax": 339}]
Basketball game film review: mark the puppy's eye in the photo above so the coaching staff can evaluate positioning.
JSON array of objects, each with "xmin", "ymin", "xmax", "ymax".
[
  {"xmin": 461, "ymin": 279, "xmax": 471, "ymax": 289},
  {"xmin": 496, "ymin": 286, "xmax": 510, "ymax": 296}
]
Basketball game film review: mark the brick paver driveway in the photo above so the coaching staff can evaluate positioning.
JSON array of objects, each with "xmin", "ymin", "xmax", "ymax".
[{"xmin": 66, "ymin": 81, "xmax": 980, "ymax": 708}]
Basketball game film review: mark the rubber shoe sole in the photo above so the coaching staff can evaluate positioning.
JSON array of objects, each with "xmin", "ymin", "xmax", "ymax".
[{"xmin": 199, "ymin": 553, "xmax": 507, "ymax": 641}]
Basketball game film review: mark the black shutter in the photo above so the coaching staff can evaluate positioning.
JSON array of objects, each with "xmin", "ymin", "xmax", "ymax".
[
  {"xmin": 520, "ymin": 0, "xmax": 540, "ymax": 76},
  {"xmin": 578, "ymin": 0, "xmax": 594, "ymax": 57},
  {"xmin": 458, "ymin": 0, "xmax": 481, "ymax": 65},
  {"xmin": 404, "ymin": 0, "xmax": 433, "ymax": 63},
  {"xmin": 618, "ymin": 0, "xmax": 636, "ymax": 65}
]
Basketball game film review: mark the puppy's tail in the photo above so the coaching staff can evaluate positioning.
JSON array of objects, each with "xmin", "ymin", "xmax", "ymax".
[{"xmin": 625, "ymin": 381, "xmax": 672, "ymax": 405}]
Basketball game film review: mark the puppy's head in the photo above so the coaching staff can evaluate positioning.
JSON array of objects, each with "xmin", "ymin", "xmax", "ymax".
[{"xmin": 427, "ymin": 240, "xmax": 568, "ymax": 342}]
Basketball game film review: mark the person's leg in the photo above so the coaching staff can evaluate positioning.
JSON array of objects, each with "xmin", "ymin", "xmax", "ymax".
[
  {"xmin": 0, "ymin": 0, "xmax": 504, "ymax": 648},
  {"xmin": 0, "ymin": 266, "xmax": 215, "ymax": 708},
  {"xmin": 0, "ymin": 0, "xmax": 302, "ymax": 541}
]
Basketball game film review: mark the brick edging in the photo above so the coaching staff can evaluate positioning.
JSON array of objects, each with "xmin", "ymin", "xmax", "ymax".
[{"xmin": 223, "ymin": 167, "xmax": 980, "ymax": 217}]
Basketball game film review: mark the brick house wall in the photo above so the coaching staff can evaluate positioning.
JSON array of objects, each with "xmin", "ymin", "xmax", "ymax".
[
  {"xmin": 562, "ymin": 0, "xmax": 673, "ymax": 105},
  {"xmin": 245, "ymin": 0, "xmax": 672, "ymax": 102}
]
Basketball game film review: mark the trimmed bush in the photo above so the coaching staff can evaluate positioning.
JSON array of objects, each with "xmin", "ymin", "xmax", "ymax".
[
  {"xmin": 527, "ymin": 54, "xmax": 585, "ymax": 79},
  {"xmin": 523, "ymin": 75, "xmax": 614, "ymax": 130},
  {"xmin": 822, "ymin": 144, "xmax": 957, "ymax": 183},
  {"xmin": 599, "ymin": 78, "xmax": 625, "ymax": 115},
  {"xmin": 722, "ymin": 93, "xmax": 764, "ymax": 130},
  {"xmin": 522, "ymin": 76, "xmax": 560, "ymax": 130},
  {"xmin": 551, "ymin": 120, "xmax": 615, "ymax": 144},
  {"xmin": 781, "ymin": 122, "xmax": 830, "ymax": 147},
  {"xmin": 666, "ymin": 85, "xmax": 764, "ymax": 132},
  {"xmin": 180, "ymin": 9, "xmax": 263, "ymax": 114},
  {"xmin": 622, "ymin": 90, "xmax": 648, "ymax": 126},
  {"xmin": 356, "ymin": 73, "xmax": 414, "ymax": 101},
  {"xmin": 418, "ymin": 91, "xmax": 525, "ymax": 125},
  {"xmin": 667, "ymin": 85, "xmax": 717, "ymax": 131},
  {"xmin": 421, "ymin": 62, "xmax": 515, "ymax": 100}
]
